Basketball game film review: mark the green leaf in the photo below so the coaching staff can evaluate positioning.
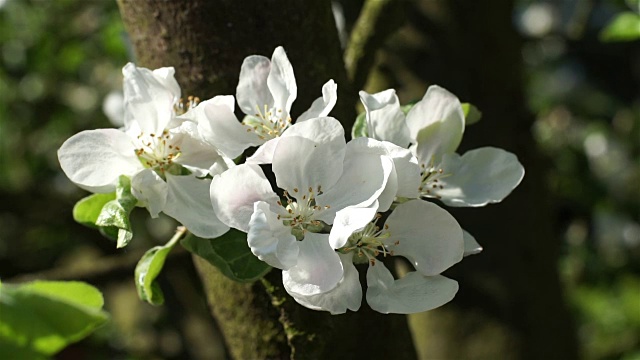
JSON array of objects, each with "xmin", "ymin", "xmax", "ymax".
[
  {"xmin": 0, "ymin": 281, "xmax": 108, "ymax": 357},
  {"xmin": 95, "ymin": 175, "xmax": 137, "ymax": 248},
  {"xmin": 600, "ymin": 12, "xmax": 640, "ymax": 42},
  {"xmin": 351, "ymin": 111, "xmax": 369, "ymax": 138},
  {"xmin": 461, "ymin": 103, "xmax": 482, "ymax": 125},
  {"xmin": 181, "ymin": 229, "xmax": 271, "ymax": 283},
  {"xmin": 134, "ymin": 229, "xmax": 185, "ymax": 305},
  {"xmin": 72, "ymin": 193, "xmax": 116, "ymax": 227}
]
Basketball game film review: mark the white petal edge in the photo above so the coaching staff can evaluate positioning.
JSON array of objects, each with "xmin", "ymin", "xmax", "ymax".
[
  {"xmin": 210, "ymin": 164, "xmax": 279, "ymax": 232},
  {"xmin": 131, "ymin": 168, "xmax": 168, "ymax": 218},
  {"xmin": 287, "ymin": 252, "xmax": 362, "ymax": 314},
  {"xmin": 463, "ymin": 229, "xmax": 483, "ymax": 256},
  {"xmin": 282, "ymin": 232, "xmax": 343, "ymax": 296},
  {"xmin": 384, "ymin": 200, "xmax": 464, "ymax": 276},
  {"xmin": 267, "ymin": 46, "xmax": 297, "ymax": 119},
  {"xmin": 58, "ymin": 128, "xmax": 143, "ymax": 193},
  {"xmin": 434, "ymin": 147, "xmax": 525, "ymax": 207},
  {"xmin": 164, "ymin": 174, "xmax": 229, "ymax": 239},
  {"xmin": 297, "ymin": 79, "xmax": 338, "ymax": 122},
  {"xmin": 248, "ymin": 201, "xmax": 299, "ymax": 269},
  {"xmin": 236, "ymin": 54, "xmax": 273, "ymax": 116},
  {"xmin": 366, "ymin": 264, "xmax": 459, "ymax": 314},
  {"xmin": 329, "ymin": 201, "xmax": 379, "ymax": 249},
  {"xmin": 407, "ymin": 85, "xmax": 465, "ymax": 164},
  {"xmin": 359, "ymin": 89, "xmax": 411, "ymax": 147}
]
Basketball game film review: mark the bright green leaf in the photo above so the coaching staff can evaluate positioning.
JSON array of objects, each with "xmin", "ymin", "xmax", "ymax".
[
  {"xmin": 351, "ymin": 111, "xmax": 368, "ymax": 138},
  {"xmin": 134, "ymin": 229, "xmax": 185, "ymax": 305},
  {"xmin": 461, "ymin": 103, "xmax": 482, "ymax": 125},
  {"xmin": 181, "ymin": 229, "xmax": 271, "ymax": 283},
  {"xmin": 95, "ymin": 175, "xmax": 137, "ymax": 248},
  {"xmin": 0, "ymin": 281, "xmax": 108, "ymax": 357},
  {"xmin": 600, "ymin": 12, "xmax": 640, "ymax": 42},
  {"xmin": 72, "ymin": 192, "xmax": 115, "ymax": 228}
]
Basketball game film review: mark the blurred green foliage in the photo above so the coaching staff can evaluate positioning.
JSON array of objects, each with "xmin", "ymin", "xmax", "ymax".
[{"xmin": 518, "ymin": 0, "xmax": 640, "ymax": 358}]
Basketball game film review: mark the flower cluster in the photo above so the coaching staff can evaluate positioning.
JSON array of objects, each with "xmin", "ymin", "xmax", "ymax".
[{"xmin": 58, "ymin": 47, "xmax": 524, "ymax": 314}]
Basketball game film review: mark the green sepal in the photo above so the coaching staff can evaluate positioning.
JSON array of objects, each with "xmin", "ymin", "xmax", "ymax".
[
  {"xmin": 600, "ymin": 12, "xmax": 640, "ymax": 42},
  {"xmin": 461, "ymin": 103, "xmax": 482, "ymax": 125},
  {"xmin": 95, "ymin": 175, "xmax": 137, "ymax": 248},
  {"xmin": 134, "ymin": 229, "xmax": 185, "ymax": 305},
  {"xmin": 181, "ymin": 229, "xmax": 271, "ymax": 283},
  {"xmin": 351, "ymin": 111, "xmax": 368, "ymax": 138},
  {"xmin": 0, "ymin": 281, "xmax": 108, "ymax": 357}
]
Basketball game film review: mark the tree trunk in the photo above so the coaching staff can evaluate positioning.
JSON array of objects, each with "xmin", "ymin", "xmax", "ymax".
[
  {"xmin": 117, "ymin": 1, "xmax": 416, "ymax": 359},
  {"xmin": 401, "ymin": 1, "xmax": 580, "ymax": 359}
]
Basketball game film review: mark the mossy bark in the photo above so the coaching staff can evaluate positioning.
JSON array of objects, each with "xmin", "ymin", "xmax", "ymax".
[{"xmin": 117, "ymin": 1, "xmax": 416, "ymax": 359}]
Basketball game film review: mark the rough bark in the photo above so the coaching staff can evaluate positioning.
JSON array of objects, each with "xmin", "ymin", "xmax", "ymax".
[{"xmin": 117, "ymin": 1, "xmax": 416, "ymax": 359}]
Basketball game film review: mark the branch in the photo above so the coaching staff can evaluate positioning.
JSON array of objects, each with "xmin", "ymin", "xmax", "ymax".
[{"xmin": 344, "ymin": 0, "xmax": 406, "ymax": 92}]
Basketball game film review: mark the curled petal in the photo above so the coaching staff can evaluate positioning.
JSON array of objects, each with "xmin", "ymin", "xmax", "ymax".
[
  {"xmin": 210, "ymin": 164, "xmax": 279, "ymax": 232},
  {"xmin": 248, "ymin": 201, "xmax": 299, "ymax": 270},
  {"xmin": 329, "ymin": 201, "xmax": 379, "ymax": 249},
  {"xmin": 236, "ymin": 55, "xmax": 273, "ymax": 116},
  {"xmin": 463, "ymin": 230, "xmax": 483, "ymax": 256},
  {"xmin": 435, "ymin": 147, "xmax": 525, "ymax": 207},
  {"xmin": 315, "ymin": 139, "xmax": 392, "ymax": 223},
  {"xmin": 384, "ymin": 200, "xmax": 463, "ymax": 276},
  {"xmin": 58, "ymin": 128, "xmax": 143, "ymax": 193},
  {"xmin": 131, "ymin": 168, "xmax": 168, "ymax": 218},
  {"xmin": 189, "ymin": 96, "xmax": 260, "ymax": 159},
  {"xmin": 297, "ymin": 79, "xmax": 337, "ymax": 122},
  {"xmin": 407, "ymin": 85, "xmax": 465, "ymax": 164},
  {"xmin": 122, "ymin": 63, "xmax": 180, "ymax": 134},
  {"xmin": 359, "ymin": 89, "xmax": 410, "ymax": 147},
  {"xmin": 170, "ymin": 121, "xmax": 223, "ymax": 177},
  {"xmin": 164, "ymin": 174, "xmax": 229, "ymax": 239},
  {"xmin": 267, "ymin": 46, "xmax": 297, "ymax": 119},
  {"xmin": 282, "ymin": 233, "xmax": 343, "ymax": 296},
  {"xmin": 366, "ymin": 264, "xmax": 459, "ymax": 314},
  {"xmin": 288, "ymin": 253, "xmax": 362, "ymax": 314}
]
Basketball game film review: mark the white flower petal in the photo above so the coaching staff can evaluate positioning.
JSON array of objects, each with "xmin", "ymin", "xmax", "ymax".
[
  {"xmin": 210, "ymin": 164, "xmax": 279, "ymax": 232},
  {"xmin": 58, "ymin": 128, "xmax": 143, "ymax": 193},
  {"xmin": 359, "ymin": 89, "xmax": 411, "ymax": 147},
  {"xmin": 131, "ymin": 169, "xmax": 167, "ymax": 218},
  {"xmin": 193, "ymin": 96, "xmax": 260, "ymax": 158},
  {"xmin": 384, "ymin": 200, "xmax": 463, "ymax": 276},
  {"xmin": 366, "ymin": 264, "xmax": 459, "ymax": 314},
  {"xmin": 315, "ymin": 139, "xmax": 392, "ymax": 223},
  {"xmin": 407, "ymin": 85, "xmax": 465, "ymax": 164},
  {"xmin": 282, "ymin": 233, "xmax": 343, "ymax": 296},
  {"xmin": 236, "ymin": 55, "xmax": 274, "ymax": 116},
  {"xmin": 329, "ymin": 201, "xmax": 379, "ymax": 249},
  {"xmin": 463, "ymin": 230, "xmax": 483, "ymax": 256},
  {"xmin": 435, "ymin": 147, "xmax": 525, "ymax": 207},
  {"xmin": 380, "ymin": 141, "xmax": 421, "ymax": 199},
  {"xmin": 297, "ymin": 79, "xmax": 337, "ymax": 122},
  {"xmin": 170, "ymin": 121, "xmax": 223, "ymax": 177},
  {"xmin": 245, "ymin": 137, "xmax": 281, "ymax": 164},
  {"xmin": 164, "ymin": 174, "xmax": 229, "ymax": 239},
  {"xmin": 288, "ymin": 253, "xmax": 362, "ymax": 314},
  {"xmin": 122, "ymin": 63, "xmax": 180, "ymax": 134},
  {"xmin": 267, "ymin": 46, "xmax": 297, "ymax": 118},
  {"xmin": 272, "ymin": 134, "xmax": 346, "ymax": 198},
  {"xmin": 248, "ymin": 201, "xmax": 299, "ymax": 269}
]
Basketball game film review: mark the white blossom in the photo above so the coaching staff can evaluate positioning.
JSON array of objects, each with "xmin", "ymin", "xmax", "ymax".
[{"xmin": 58, "ymin": 63, "xmax": 230, "ymax": 238}]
